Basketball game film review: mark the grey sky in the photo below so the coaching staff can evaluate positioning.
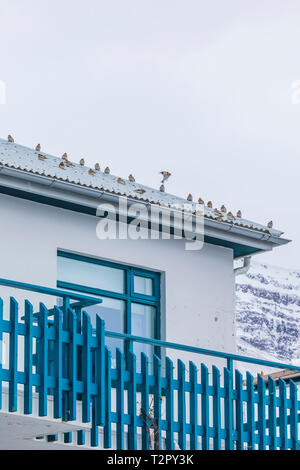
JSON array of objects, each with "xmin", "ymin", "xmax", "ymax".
[{"xmin": 0, "ymin": 0, "xmax": 299, "ymax": 269}]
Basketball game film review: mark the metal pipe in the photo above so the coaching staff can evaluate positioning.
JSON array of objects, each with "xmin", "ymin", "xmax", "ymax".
[{"xmin": 234, "ymin": 256, "xmax": 251, "ymax": 276}]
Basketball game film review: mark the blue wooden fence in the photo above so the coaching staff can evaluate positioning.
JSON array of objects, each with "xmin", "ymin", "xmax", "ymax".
[{"xmin": 0, "ymin": 295, "xmax": 299, "ymax": 450}]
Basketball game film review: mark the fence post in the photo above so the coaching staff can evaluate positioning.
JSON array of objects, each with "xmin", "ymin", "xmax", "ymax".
[
  {"xmin": 257, "ymin": 373, "xmax": 266, "ymax": 450},
  {"xmin": 0, "ymin": 297, "xmax": 3, "ymax": 410},
  {"xmin": 224, "ymin": 367, "xmax": 233, "ymax": 450},
  {"xmin": 128, "ymin": 351, "xmax": 137, "ymax": 450},
  {"xmin": 212, "ymin": 365, "xmax": 221, "ymax": 450},
  {"xmin": 104, "ymin": 347, "xmax": 112, "ymax": 448},
  {"xmin": 268, "ymin": 377, "xmax": 277, "ymax": 450},
  {"xmin": 116, "ymin": 348, "xmax": 125, "ymax": 450},
  {"xmin": 68, "ymin": 307, "xmax": 77, "ymax": 421},
  {"xmin": 290, "ymin": 380, "xmax": 299, "ymax": 450},
  {"xmin": 201, "ymin": 363, "xmax": 209, "ymax": 450},
  {"xmin": 178, "ymin": 359, "xmax": 186, "ymax": 450},
  {"xmin": 82, "ymin": 311, "xmax": 91, "ymax": 423},
  {"xmin": 38, "ymin": 303, "xmax": 48, "ymax": 417},
  {"xmin": 189, "ymin": 360, "xmax": 198, "ymax": 450},
  {"xmin": 95, "ymin": 315, "xmax": 105, "ymax": 426},
  {"xmin": 24, "ymin": 300, "xmax": 33, "ymax": 415},
  {"xmin": 153, "ymin": 355, "xmax": 162, "ymax": 450},
  {"xmin": 166, "ymin": 357, "xmax": 174, "ymax": 450},
  {"xmin": 246, "ymin": 372, "xmax": 255, "ymax": 450},
  {"xmin": 141, "ymin": 352, "xmax": 150, "ymax": 450},
  {"xmin": 279, "ymin": 378, "xmax": 288, "ymax": 450},
  {"xmin": 9, "ymin": 297, "xmax": 18, "ymax": 412},
  {"xmin": 54, "ymin": 306, "xmax": 62, "ymax": 419}
]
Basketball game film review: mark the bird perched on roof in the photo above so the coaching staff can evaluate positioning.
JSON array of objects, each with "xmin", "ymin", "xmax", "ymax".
[
  {"xmin": 7, "ymin": 134, "xmax": 14, "ymax": 142},
  {"xmin": 220, "ymin": 205, "xmax": 227, "ymax": 213},
  {"xmin": 35, "ymin": 144, "xmax": 41, "ymax": 151},
  {"xmin": 117, "ymin": 177, "xmax": 125, "ymax": 184},
  {"xmin": 104, "ymin": 166, "xmax": 110, "ymax": 174},
  {"xmin": 267, "ymin": 220, "xmax": 273, "ymax": 229},
  {"xmin": 79, "ymin": 158, "xmax": 85, "ymax": 166},
  {"xmin": 62, "ymin": 152, "xmax": 68, "ymax": 160},
  {"xmin": 198, "ymin": 197, "xmax": 204, "ymax": 205},
  {"xmin": 128, "ymin": 174, "xmax": 135, "ymax": 182},
  {"xmin": 236, "ymin": 210, "xmax": 242, "ymax": 218},
  {"xmin": 187, "ymin": 193, "xmax": 193, "ymax": 201},
  {"xmin": 135, "ymin": 188, "xmax": 146, "ymax": 194},
  {"xmin": 95, "ymin": 163, "xmax": 100, "ymax": 171},
  {"xmin": 59, "ymin": 161, "xmax": 65, "ymax": 169},
  {"xmin": 65, "ymin": 160, "xmax": 73, "ymax": 167},
  {"xmin": 160, "ymin": 184, "xmax": 165, "ymax": 192},
  {"xmin": 214, "ymin": 208, "xmax": 222, "ymax": 216},
  {"xmin": 227, "ymin": 211, "xmax": 234, "ymax": 220},
  {"xmin": 160, "ymin": 171, "xmax": 171, "ymax": 184},
  {"xmin": 38, "ymin": 153, "xmax": 46, "ymax": 160},
  {"xmin": 207, "ymin": 201, "xmax": 213, "ymax": 208},
  {"xmin": 88, "ymin": 168, "xmax": 95, "ymax": 175}
]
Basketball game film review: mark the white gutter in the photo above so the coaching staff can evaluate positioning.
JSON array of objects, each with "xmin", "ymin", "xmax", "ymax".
[{"xmin": 234, "ymin": 256, "xmax": 252, "ymax": 276}]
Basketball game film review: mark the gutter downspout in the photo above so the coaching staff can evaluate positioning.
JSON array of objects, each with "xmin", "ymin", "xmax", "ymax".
[{"xmin": 234, "ymin": 256, "xmax": 251, "ymax": 276}]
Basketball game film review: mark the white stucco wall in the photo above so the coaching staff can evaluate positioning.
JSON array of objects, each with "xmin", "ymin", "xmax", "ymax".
[{"xmin": 0, "ymin": 193, "xmax": 236, "ymax": 370}]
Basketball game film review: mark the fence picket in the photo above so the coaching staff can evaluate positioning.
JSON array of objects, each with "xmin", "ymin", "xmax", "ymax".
[
  {"xmin": 141, "ymin": 353, "xmax": 150, "ymax": 450},
  {"xmin": 166, "ymin": 357, "xmax": 174, "ymax": 450},
  {"xmin": 24, "ymin": 300, "xmax": 33, "ymax": 415},
  {"xmin": 38, "ymin": 303, "xmax": 48, "ymax": 417},
  {"xmin": 268, "ymin": 377, "xmax": 277, "ymax": 450},
  {"xmin": 53, "ymin": 306, "xmax": 62, "ymax": 419},
  {"xmin": 235, "ymin": 369, "xmax": 244, "ymax": 450},
  {"xmin": 257, "ymin": 374, "xmax": 267, "ymax": 449},
  {"xmin": 91, "ymin": 399, "xmax": 99, "ymax": 447},
  {"xmin": 104, "ymin": 347, "xmax": 112, "ymax": 448},
  {"xmin": 189, "ymin": 360, "xmax": 198, "ymax": 450},
  {"xmin": 1, "ymin": 293, "xmax": 300, "ymax": 451},
  {"xmin": 68, "ymin": 307, "xmax": 77, "ymax": 421},
  {"xmin": 212, "ymin": 365, "xmax": 221, "ymax": 450},
  {"xmin": 201, "ymin": 363, "xmax": 209, "ymax": 450},
  {"xmin": 0, "ymin": 298, "xmax": 3, "ymax": 410},
  {"xmin": 224, "ymin": 367, "xmax": 233, "ymax": 450},
  {"xmin": 128, "ymin": 351, "xmax": 137, "ymax": 450},
  {"xmin": 82, "ymin": 311, "xmax": 91, "ymax": 423},
  {"xmin": 9, "ymin": 297, "xmax": 18, "ymax": 412},
  {"xmin": 178, "ymin": 359, "xmax": 186, "ymax": 450},
  {"xmin": 290, "ymin": 380, "xmax": 299, "ymax": 450},
  {"xmin": 116, "ymin": 348, "xmax": 125, "ymax": 450},
  {"xmin": 153, "ymin": 355, "xmax": 162, "ymax": 450},
  {"xmin": 279, "ymin": 378, "xmax": 288, "ymax": 450},
  {"xmin": 95, "ymin": 315, "xmax": 105, "ymax": 426}
]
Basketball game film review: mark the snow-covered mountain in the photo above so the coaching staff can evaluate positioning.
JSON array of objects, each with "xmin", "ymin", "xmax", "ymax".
[{"xmin": 236, "ymin": 261, "xmax": 300, "ymax": 367}]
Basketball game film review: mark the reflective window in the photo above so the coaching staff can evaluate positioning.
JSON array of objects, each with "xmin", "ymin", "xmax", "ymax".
[
  {"xmin": 133, "ymin": 275, "xmax": 154, "ymax": 296},
  {"xmin": 57, "ymin": 256, "xmax": 124, "ymax": 293},
  {"xmin": 57, "ymin": 252, "xmax": 160, "ymax": 368}
]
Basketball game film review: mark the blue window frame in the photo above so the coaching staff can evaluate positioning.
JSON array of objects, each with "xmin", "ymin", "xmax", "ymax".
[{"xmin": 57, "ymin": 250, "xmax": 161, "ymax": 367}]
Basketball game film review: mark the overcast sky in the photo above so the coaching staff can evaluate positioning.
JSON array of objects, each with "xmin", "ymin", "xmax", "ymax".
[{"xmin": 0, "ymin": 0, "xmax": 300, "ymax": 269}]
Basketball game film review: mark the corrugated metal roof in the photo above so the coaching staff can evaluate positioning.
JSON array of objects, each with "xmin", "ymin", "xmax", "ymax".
[{"xmin": 0, "ymin": 138, "xmax": 284, "ymax": 237}]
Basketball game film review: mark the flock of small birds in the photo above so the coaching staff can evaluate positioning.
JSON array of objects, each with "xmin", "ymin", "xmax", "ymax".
[{"xmin": 5, "ymin": 134, "xmax": 274, "ymax": 229}]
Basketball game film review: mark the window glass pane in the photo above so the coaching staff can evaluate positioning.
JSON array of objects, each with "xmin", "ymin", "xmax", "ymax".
[
  {"xmin": 58, "ymin": 256, "xmax": 125, "ymax": 294},
  {"xmin": 84, "ymin": 297, "xmax": 125, "ymax": 366},
  {"xmin": 133, "ymin": 275, "xmax": 153, "ymax": 296},
  {"xmin": 131, "ymin": 303, "xmax": 156, "ymax": 369}
]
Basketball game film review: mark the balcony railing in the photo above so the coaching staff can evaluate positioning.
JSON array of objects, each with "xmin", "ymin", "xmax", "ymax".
[{"xmin": 0, "ymin": 278, "xmax": 299, "ymax": 450}]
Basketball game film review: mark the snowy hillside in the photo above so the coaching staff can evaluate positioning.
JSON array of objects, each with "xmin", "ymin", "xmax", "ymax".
[{"xmin": 236, "ymin": 261, "xmax": 300, "ymax": 367}]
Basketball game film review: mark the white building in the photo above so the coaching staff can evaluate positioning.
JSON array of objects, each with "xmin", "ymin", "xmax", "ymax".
[{"xmin": 0, "ymin": 137, "xmax": 292, "ymax": 449}]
